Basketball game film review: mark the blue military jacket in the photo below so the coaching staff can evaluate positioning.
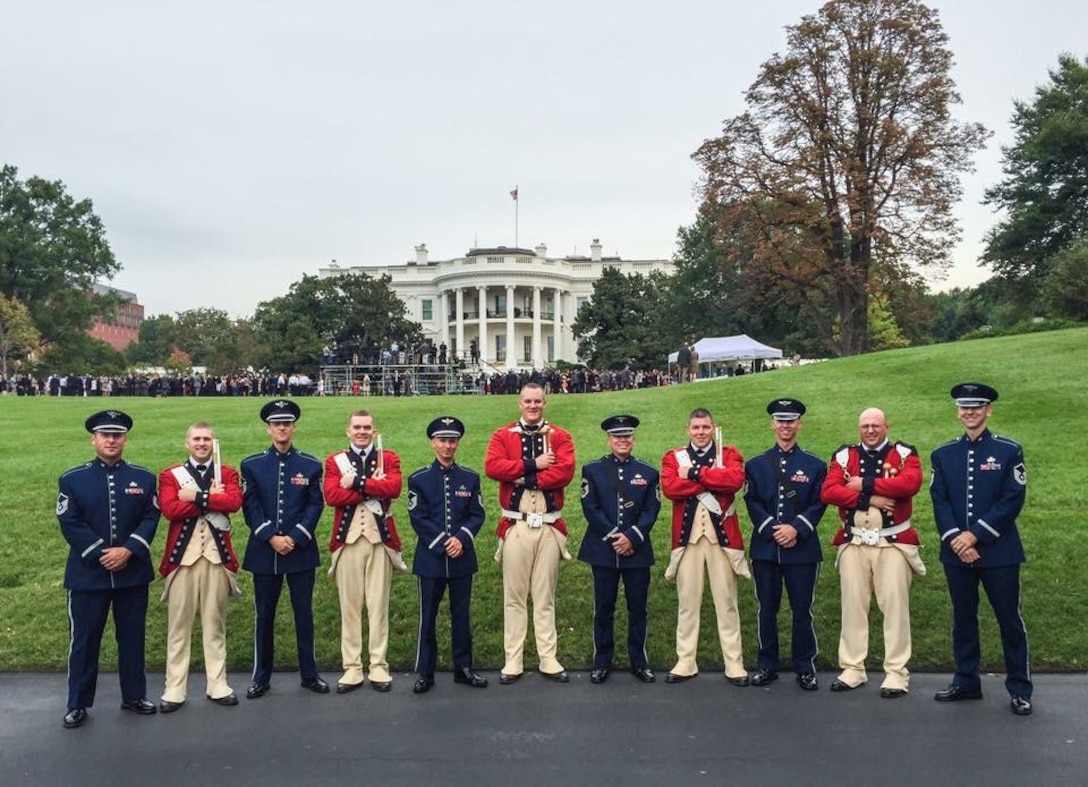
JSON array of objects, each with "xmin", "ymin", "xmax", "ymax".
[
  {"xmin": 930, "ymin": 429, "xmax": 1027, "ymax": 567},
  {"xmin": 57, "ymin": 458, "xmax": 160, "ymax": 590},
  {"xmin": 241, "ymin": 446, "xmax": 324, "ymax": 574},
  {"xmin": 408, "ymin": 460, "xmax": 486, "ymax": 579},
  {"xmin": 743, "ymin": 444, "xmax": 827, "ymax": 564},
  {"xmin": 578, "ymin": 454, "xmax": 660, "ymax": 569}
]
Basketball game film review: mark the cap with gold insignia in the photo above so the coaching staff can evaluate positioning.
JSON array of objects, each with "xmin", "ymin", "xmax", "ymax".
[
  {"xmin": 259, "ymin": 399, "xmax": 301, "ymax": 423},
  {"xmin": 427, "ymin": 416, "xmax": 465, "ymax": 439},
  {"xmin": 600, "ymin": 414, "xmax": 640, "ymax": 436},
  {"xmin": 85, "ymin": 409, "xmax": 134, "ymax": 434},
  {"xmin": 766, "ymin": 398, "xmax": 806, "ymax": 421},
  {"xmin": 951, "ymin": 382, "xmax": 998, "ymax": 407}
]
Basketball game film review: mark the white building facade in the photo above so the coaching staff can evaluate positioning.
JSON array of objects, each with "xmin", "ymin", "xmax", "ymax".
[{"xmin": 318, "ymin": 239, "xmax": 674, "ymax": 369}]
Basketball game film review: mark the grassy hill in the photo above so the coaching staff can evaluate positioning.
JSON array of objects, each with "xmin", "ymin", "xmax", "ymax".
[{"xmin": 1, "ymin": 326, "xmax": 1084, "ymax": 674}]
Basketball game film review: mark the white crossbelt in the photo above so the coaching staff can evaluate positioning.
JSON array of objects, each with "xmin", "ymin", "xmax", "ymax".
[{"xmin": 502, "ymin": 509, "xmax": 561, "ymax": 528}]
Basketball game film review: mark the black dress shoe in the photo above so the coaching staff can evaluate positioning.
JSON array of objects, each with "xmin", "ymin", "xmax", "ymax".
[
  {"xmin": 246, "ymin": 681, "xmax": 270, "ymax": 699},
  {"xmin": 336, "ymin": 682, "xmax": 361, "ymax": 694},
  {"xmin": 665, "ymin": 672, "xmax": 696, "ymax": 684},
  {"xmin": 934, "ymin": 685, "xmax": 983, "ymax": 702},
  {"xmin": 207, "ymin": 693, "xmax": 238, "ymax": 706},
  {"xmin": 412, "ymin": 675, "xmax": 435, "ymax": 694},
  {"xmin": 120, "ymin": 697, "xmax": 157, "ymax": 715},
  {"xmin": 1010, "ymin": 696, "xmax": 1033, "ymax": 716},
  {"xmin": 498, "ymin": 672, "xmax": 522, "ymax": 686},
  {"xmin": 370, "ymin": 681, "xmax": 392, "ymax": 693},
  {"xmin": 63, "ymin": 708, "xmax": 87, "ymax": 729},
  {"xmin": 727, "ymin": 674, "xmax": 750, "ymax": 687},
  {"xmin": 301, "ymin": 677, "xmax": 330, "ymax": 694},
  {"xmin": 590, "ymin": 667, "xmax": 610, "ymax": 684},
  {"xmin": 750, "ymin": 669, "xmax": 779, "ymax": 687},
  {"xmin": 541, "ymin": 670, "xmax": 569, "ymax": 683},
  {"xmin": 631, "ymin": 666, "xmax": 655, "ymax": 683},
  {"xmin": 453, "ymin": 669, "xmax": 488, "ymax": 688},
  {"xmin": 830, "ymin": 678, "xmax": 857, "ymax": 692},
  {"xmin": 158, "ymin": 699, "xmax": 184, "ymax": 713},
  {"xmin": 796, "ymin": 672, "xmax": 819, "ymax": 691},
  {"xmin": 880, "ymin": 688, "xmax": 908, "ymax": 699}
]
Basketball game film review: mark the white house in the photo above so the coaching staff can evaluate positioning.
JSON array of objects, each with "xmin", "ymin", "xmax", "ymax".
[{"xmin": 318, "ymin": 239, "xmax": 674, "ymax": 369}]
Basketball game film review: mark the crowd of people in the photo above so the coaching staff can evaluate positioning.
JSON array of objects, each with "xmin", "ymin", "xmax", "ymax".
[
  {"xmin": 6, "ymin": 363, "xmax": 779, "ymax": 399},
  {"xmin": 3, "ymin": 372, "xmax": 317, "ymax": 398},
  {"xmin": 56, "ymin": 380, "xmax": 1032, "ymax": 731}
]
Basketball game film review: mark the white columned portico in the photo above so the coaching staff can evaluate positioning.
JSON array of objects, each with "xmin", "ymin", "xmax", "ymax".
[
  {"xmin": 477, "ymin": 285, "xmax": 487, "ymax": 366},
  {"xmin": 532, "ymin": 286, "xmax": 542, "ymax": 368},
  {"xmin": 505, "ymin": 284, "xmax": 515, "ymax": 369},
  {"xmin": 455, "ymin": 288, "xmax": 465, "ymax": 362}
]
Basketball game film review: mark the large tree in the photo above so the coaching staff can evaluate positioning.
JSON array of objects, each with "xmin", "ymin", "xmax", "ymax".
[
  {"xmin": 982, "ymin": 54, "xmax": 1088, "ymax": 306},
  {"xmin": 0, "ymin": 164, "xmax": 120, "ymax": 346},
  {"xmin": 693, "ymin": 0, "xmax": 988, "ymax": 355},
  {"xmin": 253, "ymin": 273, "xmax": 419, "ymax": 373},
  {"xmin": 572, "ymin": 267, "xmax": 673, "ymax": 370},
  {"xmin": 0, "ymin": 293, "xmax": 40, "ymax": 378}
]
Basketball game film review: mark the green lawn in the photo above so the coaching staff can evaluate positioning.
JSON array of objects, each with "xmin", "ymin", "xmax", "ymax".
[{"xmin": 2, "ymin": 326, "xmax": 1085, "ymax": 675}]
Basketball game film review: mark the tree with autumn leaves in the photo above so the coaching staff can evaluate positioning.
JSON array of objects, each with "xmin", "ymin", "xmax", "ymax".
[{"xmin": 692, "ymin": 0, "xmax": 988, "ymax": 356}]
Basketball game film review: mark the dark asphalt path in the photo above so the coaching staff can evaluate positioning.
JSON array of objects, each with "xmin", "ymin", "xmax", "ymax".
[{"xmin": 2, "ymin": 671, "xmax": 1085, "ymax": 786}]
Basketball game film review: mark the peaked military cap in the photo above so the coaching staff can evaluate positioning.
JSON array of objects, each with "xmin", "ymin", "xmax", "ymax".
[
  {"xmin": 766, "ymin": 398, "xmax": 806, "ymax": 421},
  {"xmin": 85, "ymin": 409, "xmax": 133, "ymax": 434},
  {"xmin": 260, "ymin": 399, "xmax": 301, "ymax": 423},
  {"xmin": 951, "ymin": 382, "xmax": 998, "ymax": 407},
  {"xmin": 601, "ymin": 414, "xmax": 640, "ymax": 436},
  {"xmin": 427, "ymin": 416, "xmax": 465, "ymax": 439}
]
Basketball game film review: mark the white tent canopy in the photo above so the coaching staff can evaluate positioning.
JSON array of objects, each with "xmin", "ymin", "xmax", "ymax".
[{"xmin": 668, "ymin": 334, "xmax": 783, "ymax": 364}]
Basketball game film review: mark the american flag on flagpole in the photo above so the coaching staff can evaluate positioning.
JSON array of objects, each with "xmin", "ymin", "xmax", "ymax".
[{"xmin": 510, "ymin": 186, "xmax": 518, "ymax": 201}]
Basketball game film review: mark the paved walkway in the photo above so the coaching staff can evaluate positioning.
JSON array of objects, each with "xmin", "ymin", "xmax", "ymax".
[{"xmin": 2, "ymin": 671, "xmax": 1085, "ymax": 786}]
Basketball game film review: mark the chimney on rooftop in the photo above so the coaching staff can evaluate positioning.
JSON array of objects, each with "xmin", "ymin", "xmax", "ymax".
[{"xmin": 590, "ymin": 238, "xmax": 602, "ymax": 262}]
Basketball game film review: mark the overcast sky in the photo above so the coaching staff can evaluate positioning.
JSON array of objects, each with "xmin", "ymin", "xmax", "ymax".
[{"xmin": 3, "ymin": 1, "xmax": 1085, "ymax": 318}]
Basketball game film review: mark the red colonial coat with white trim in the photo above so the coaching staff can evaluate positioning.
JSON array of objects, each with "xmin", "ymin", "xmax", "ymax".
[
  {"xmin": 821, "ymin": 441, "xmax": 924, "ymax": 546},
  {"xmin": 661, "ymin": 444, "xmax": 746, "ymax": 550},
  {"xmin": 484, "ymin": 421, "xmax": 576, "ymax": 539},
  {"xmin": 158, "ymin": 463, "xmax": 243, "ymax": 577},
  {"xmin": 323, "ymin": 448, "xmax": 403, "ymax": 552}
]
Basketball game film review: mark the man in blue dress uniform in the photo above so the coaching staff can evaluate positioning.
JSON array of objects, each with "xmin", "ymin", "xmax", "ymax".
[
  {"xmin": 241, "ymin": 400, "xmax": 329, "ymax": 698},
  {"xmin": 743, "ymin": 399, "xmax": 827, "ymax": 691},
  {"xmin": 407, "ymin": 416, "xmax": 488, "ymax": 694},
  {"xmin": 931, "ymin": 382, "xmax": 1032, "ymax": 716},
  {"xmin": 578, "ymin": 414, "xmax": 660, "ymax": 684},
  {"xmin": 57, "ymin": 409, "xmax": 161, "ymax": 728}
]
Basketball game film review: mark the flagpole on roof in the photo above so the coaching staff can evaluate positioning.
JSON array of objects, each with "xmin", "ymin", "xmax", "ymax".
[{"xmin": 510, "ymin": 185, "xmax": 519, "ymax": 248}]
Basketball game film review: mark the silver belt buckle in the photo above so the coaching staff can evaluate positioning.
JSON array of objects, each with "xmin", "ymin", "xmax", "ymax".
[
  {"xmin": 526, "ymin": 512, "xmax": 544, "ymax": 529},
  {"xmin": 859, "ymin": 528, "xmax": 880, "ymax": 546}
]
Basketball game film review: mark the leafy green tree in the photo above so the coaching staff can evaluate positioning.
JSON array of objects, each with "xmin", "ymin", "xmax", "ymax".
[
  {"xmin": 664, "ymin": 208, "xmax": 838, "ymax": 358},
  {"xmin": 692, "ymin": 0, "xmax": 988, "ymax": 356},
  {"xmin": 206, "ymin": 318, "xmax": 268, "ymax": 376},
  {"xmin": 33, "ymin": 334, "xmax": 126, "ymax": 376},
  {"xmin": 0, "ymin": 293, "xmax": 40, "ymax": 378},
  {"xmin": 983, "ymin": 55, "xmax": 1088, "ymax": 305},
  {"xmin": 253, "ymin": 273, "xmax": 419, "ymax": 373},
  {"xmin": 867, "ymin": 292, "xmax": 910, "ymax": 351},
  {"xmin": 172, "ymin": 308, "xmax": 237, "ymax": 366},
  {"xmin": 0, "ymin": 164, "xmax": 120, "ymax": 345},
  {"xmin": 125, "ymin": 314, "xmax": 177, "ymax": 366},
  {"xmin": 1041, "ymin": 237, "xmax": 1088, "ymax": 321},
  {"xmin": 572, "ymin": 268, "xmax": 673, "ymax": 370}
]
